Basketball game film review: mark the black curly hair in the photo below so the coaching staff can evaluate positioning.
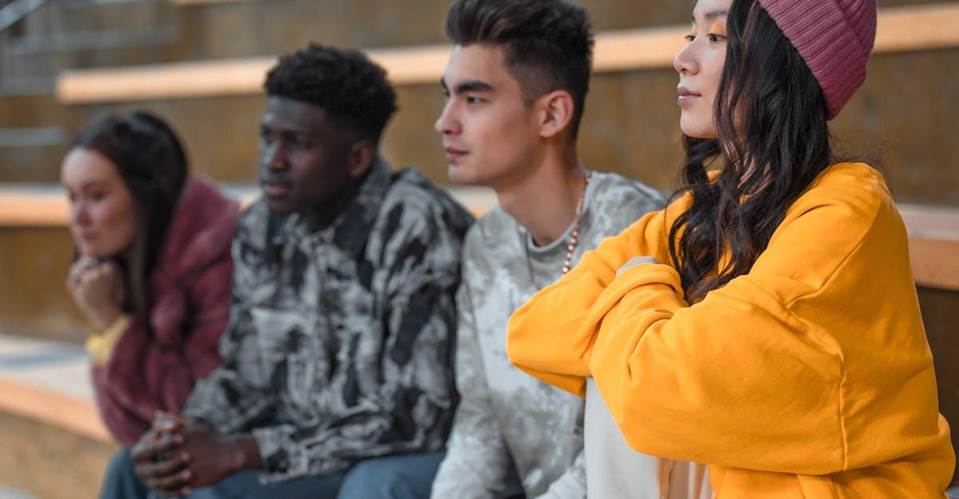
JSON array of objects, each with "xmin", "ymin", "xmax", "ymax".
[
  {"xmin": 445, "ymin": 0, "xmax": 594, "ymax": 138},
  {"xmin": 264, "ymin": 43, "xmax": 398, "ymax": 143}
]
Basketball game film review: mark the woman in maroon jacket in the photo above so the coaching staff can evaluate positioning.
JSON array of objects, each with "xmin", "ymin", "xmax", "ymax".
[{"xmin": 61, "ymin": 111, "xmax": 237, "ymax": 497}]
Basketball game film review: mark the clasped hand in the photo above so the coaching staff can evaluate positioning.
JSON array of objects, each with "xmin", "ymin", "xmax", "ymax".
[{"xmin": 131, "ymin": 413, "xmax": 243, "ymax": 497}]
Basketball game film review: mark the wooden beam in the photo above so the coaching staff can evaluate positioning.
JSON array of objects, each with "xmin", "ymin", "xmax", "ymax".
[
  {"xmin": 874, "ymin": 2, "xmax": 959, "ymax": 54},
  {"xmin": 0, "ymin": 185, "xmax": 495, "ymax": 225},
  {"xmin": 169, "ymin": 0, "xmax": 251, "ymax": 5},
  {"xmin": 0, "ymin": 374, "xmax": 111, "ymax": 443},
  {"xmin": 56, "ymin": 2, "xmax": 959, "ymax": 104},
  {"xmin": 55, "ymin": 44, "xmax": 457, "ymax": 103},
  {"xmin": 909, "ymin": 237, "xmax": 959, "ymax": 291},
  {"xmin": 900, "ymin": 204, "xmax": 959, "ymax": 291},
  {"xmin": 0, "ymin": 188, "xmax": 70, "ymax": 227},
  {"xmin": 57, "ymin": 57, "xmax": 275, "ymax": 103}
]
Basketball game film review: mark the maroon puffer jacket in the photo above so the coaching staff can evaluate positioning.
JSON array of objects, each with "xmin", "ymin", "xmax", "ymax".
[{"xmin": 90, "ymin": 177, "xmax": 238, "ymax": 447}]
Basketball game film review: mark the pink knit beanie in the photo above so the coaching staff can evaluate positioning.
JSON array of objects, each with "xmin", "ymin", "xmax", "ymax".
[{"xmin": 757, "ymin": 0, "xmax": 877, "ymax": 120}]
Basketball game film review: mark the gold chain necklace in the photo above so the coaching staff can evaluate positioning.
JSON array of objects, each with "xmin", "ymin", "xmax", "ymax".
[
  {"xmin": 561, "ymin": 171, "xmax": 591, "ymax": 274},
  {"xmin": 524, "ymin": 171, "xmax": 592, "ymax": 288}
]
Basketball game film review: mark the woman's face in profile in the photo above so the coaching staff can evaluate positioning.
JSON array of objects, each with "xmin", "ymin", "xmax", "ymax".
[
  {"xmin": 673, "ymin": 0, "xmax": 730, "ymax": 139},
  {"xmin": 61, "ymin": 147, "xmax": 137, "ymax": 259}
]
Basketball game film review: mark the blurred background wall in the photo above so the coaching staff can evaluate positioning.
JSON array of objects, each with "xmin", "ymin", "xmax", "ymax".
[{"xmin": 0, "ymin": 0, "xmax": 956, "ymax": 495}]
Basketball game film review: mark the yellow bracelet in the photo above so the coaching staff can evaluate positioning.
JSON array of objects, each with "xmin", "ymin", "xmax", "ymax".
[{"xmin": 85, "ymin": 314, "xmax": 131, "ymax": 366}]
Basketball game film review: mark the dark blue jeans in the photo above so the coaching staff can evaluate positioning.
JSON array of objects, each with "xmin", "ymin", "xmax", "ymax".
[{"xmin": 100, "ymin": 449, "xmax": 446, "ymax": 499}]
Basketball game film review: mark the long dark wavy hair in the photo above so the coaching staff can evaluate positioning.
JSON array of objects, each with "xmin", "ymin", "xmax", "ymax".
[
  {"xmin": 70, "ymin": 111, "xmax": 189, "ymax": 321},
  {"xmin": 668, "ymin": 0, "xmax": 834, "ymax": 303}
]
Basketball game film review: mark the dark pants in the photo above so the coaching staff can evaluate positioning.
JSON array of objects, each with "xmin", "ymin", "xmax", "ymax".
[
  {"xmin": 100, "ymin": 450, "xmax": 150, "ymax": 499},
  {"xmin": 100, "ymin": 449, "xmax": 445, "ymax": 499}
]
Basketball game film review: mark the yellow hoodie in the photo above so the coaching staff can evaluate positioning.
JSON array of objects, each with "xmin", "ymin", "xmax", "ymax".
[{"xmin": 507, "ymin": 163, "xmax": 955, "ymax": 498}]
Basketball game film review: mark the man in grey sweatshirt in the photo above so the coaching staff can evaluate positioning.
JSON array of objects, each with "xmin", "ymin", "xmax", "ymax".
[{"xmin": 430, "ymin": 1, "xmax": 670, "ymax": 497}]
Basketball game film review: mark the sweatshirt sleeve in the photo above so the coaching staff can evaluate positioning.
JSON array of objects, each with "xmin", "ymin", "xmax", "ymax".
[
  {"xmin": 507, "ymin": 201, "xmax": 679, "ymax": 397},
  {"xmin": 508, "ymin": 167, "xmax": 949, "ymax": 476},
  {"xmin": 430, "ymin": 282, "xmax": 513, "ymax": 499},
  {"xmin": 535, "ymin": 447, "xmax": 587, "ymax": 499}
]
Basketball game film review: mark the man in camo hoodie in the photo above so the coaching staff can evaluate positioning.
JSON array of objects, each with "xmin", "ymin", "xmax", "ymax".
[{"xmin": 122, "ymin": 43, "xmax": 473, "ymax": 499}]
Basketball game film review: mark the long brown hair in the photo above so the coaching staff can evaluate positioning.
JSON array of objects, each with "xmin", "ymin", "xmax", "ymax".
[
  {"xmin": 70, "ymin": 111, "xmax": 189, "ymax": 321},
  {"xmin": 668, "ymin": 0, "xmax": 833, "ymax": 303}
]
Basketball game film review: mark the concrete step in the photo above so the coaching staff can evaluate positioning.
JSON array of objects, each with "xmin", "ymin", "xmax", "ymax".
[
  {"xmin": 0, "ymin": 92, "xmax": 67, "ymax": 183},
  {"xmin": 0, "ymin": 0, "xmax": 178, "ymax": 83},
  {"xmin": 1, "ymin": 42, "xmax": 176, "ymax": 81},
  {"xmin": 0, "ymin": 410, "xmax": 114, "ymax": 499},
  {"xmin": 0, "ymin": 484, "xmax": 36, "ymax": 499},
  {"xmin": 0, "ymin": 127, "xmax": 62, "ymax": 148},
  {"xmin": 0, "ymin": 93, "xmax": 63, "ymax": 126},
  {"xmin": 16, "ymin": 1, "xmax": 174, "ymax": 42},
  {"xmin": 0, "ymin": 145, "xmax": 65, "ymax": 183},
  {"xmin": 0, "ymin": 333, "xmax": 116, "ymax": 499},
  {"xmin": 5, "ymin": 27, "xmax": 178, "ymax": 56}
]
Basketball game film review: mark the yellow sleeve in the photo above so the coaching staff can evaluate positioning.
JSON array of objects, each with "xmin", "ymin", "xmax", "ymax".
[
  {"xmin": 507, "ymin": 200, "xmax": 679, "ymax": 396},
  {"xmin": 85, "ymin": 314, "xmax": 131, "ymax": 366},
  {"xmin": 508, "ymin": 165, "xmax": 949, "ymax": 475}
]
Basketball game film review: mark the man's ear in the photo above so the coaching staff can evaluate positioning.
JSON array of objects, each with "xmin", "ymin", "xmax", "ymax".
[
  {"xmin": 536, "ymin": 89, "xmax": 575, "ymax": 140},
  {"xmin": 347, "ymin": 138, "xmax": 376, "ymax": 178}
]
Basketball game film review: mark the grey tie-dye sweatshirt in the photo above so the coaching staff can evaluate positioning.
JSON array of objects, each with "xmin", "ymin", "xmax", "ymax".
[{"xmin": 431, "ymin": 171, "xmax": 665, "ymax": 499}]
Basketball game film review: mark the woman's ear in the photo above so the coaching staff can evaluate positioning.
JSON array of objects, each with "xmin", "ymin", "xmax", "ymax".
[{"xmin": 537, "ymin": 90, "xmax": 575, "ymax": 140}]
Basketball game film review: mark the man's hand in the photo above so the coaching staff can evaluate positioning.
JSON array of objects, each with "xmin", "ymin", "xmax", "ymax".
[
  {"xmin": 133, "ymin": 413, "xmax": 262, "ymax": 496},
  {"xmin": 132, "ymin": 413, "xmax": 192, "ymax": 497}
]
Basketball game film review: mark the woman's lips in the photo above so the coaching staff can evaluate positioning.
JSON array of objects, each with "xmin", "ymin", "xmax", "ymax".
[{"xmin": 677, "ymin": 86, "xmax": 702, "ymax": 105}]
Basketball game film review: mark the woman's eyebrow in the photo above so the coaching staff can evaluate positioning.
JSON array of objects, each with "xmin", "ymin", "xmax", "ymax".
[
  {"xmin": 691, "ymin": 9, "xmax": 729, "ymax": 23},
  {"xmin": 704, "ymin": 9, "xmax": 729, "ymax": 20}
]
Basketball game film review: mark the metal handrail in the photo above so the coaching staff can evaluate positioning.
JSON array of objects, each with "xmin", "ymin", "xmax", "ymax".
[{"xmin": 0, "ymin": 0, "xmax": 49, "ymax": 33}]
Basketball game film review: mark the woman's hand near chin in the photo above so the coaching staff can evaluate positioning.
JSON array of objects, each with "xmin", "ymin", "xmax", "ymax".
[{"xmin": 67, "ymin": 257, "xmax": 125, "ymax": 330}]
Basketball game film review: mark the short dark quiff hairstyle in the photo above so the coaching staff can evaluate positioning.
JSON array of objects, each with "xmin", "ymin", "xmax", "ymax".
[
  {"xmin": 445, "ymin": 0, "xmax": 595, "ymax": 137},
  {"xmin": 264, "ymin": 43, "xmax": 398, "ymax": 143}
]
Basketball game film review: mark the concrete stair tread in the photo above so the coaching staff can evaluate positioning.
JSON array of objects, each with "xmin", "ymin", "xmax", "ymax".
[
  {"xmin": 0, "ymin": 333, "xmax": 108, "ymax": 442},
  {"xmin": 0, "ymin": 484, "xmax": 35, "ymax": 499},
  {"xmin": 0, "ymin": 333, "xmax": 92, "ymax": 401}
]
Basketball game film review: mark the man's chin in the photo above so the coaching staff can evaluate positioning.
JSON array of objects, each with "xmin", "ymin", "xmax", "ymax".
[
  {"xmin": 447, "ymin": 164, "xmax": 485, "ymax": 187},
  {"xmin": 264, "ymin": 197, "xmax": 296, "ymax": 216}
]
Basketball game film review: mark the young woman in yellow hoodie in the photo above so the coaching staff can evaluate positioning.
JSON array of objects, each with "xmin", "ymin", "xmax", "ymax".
[{"xmin": 506, "ymin": 0, "xmax": 956, "ymax": 496}]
